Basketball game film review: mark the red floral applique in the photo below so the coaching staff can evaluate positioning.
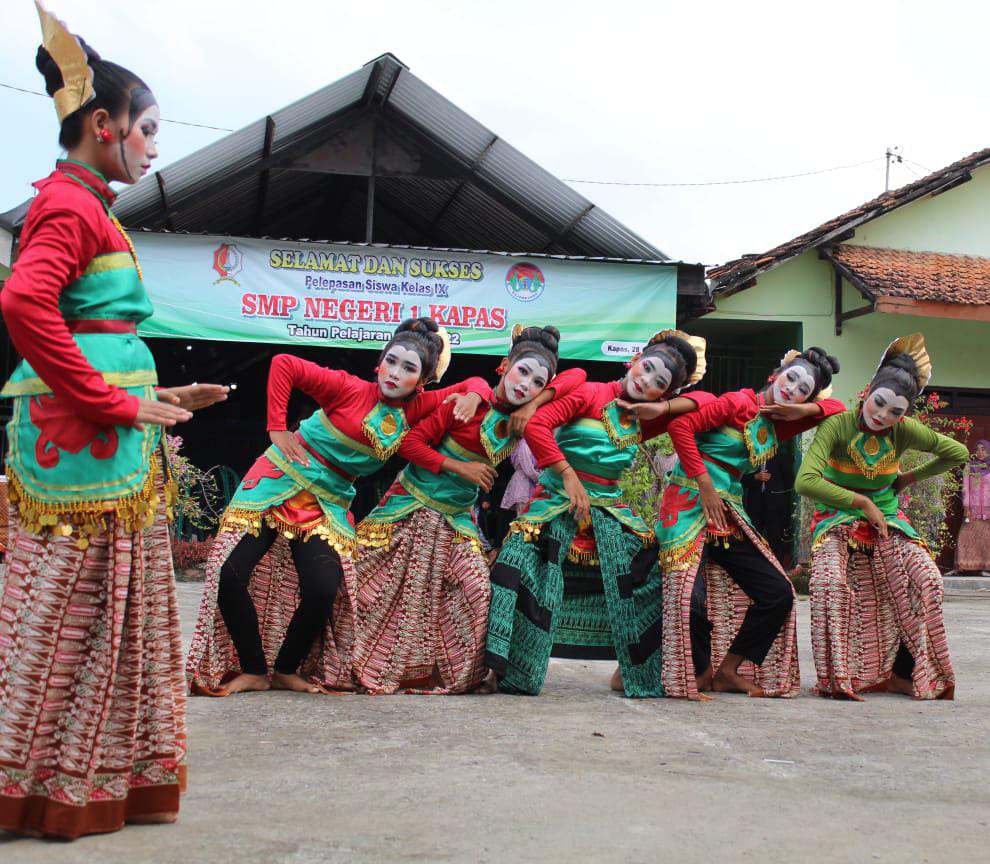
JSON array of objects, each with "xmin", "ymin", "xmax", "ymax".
[
  {"xmin": 658, "ymin": 484, "xmax": 699, "ymax": 527},
  {"xmin": 29, "ymin": 394, "xmax": 118, "ymax": 469},
  {"xmin": 240, "ymin": 456, "xmax": 284, "ymax": 490}
]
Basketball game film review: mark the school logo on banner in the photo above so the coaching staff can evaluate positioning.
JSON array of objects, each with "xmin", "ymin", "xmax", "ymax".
[
  {"xmin": 213, "ymin": 243, "xmax": 244, "ymax": 285},
  {"xmin": 505, "ymin": 262, "xmax": 545, "ymax": 302}
]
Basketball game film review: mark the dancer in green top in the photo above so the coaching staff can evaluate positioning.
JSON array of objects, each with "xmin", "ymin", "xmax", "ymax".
[{"xmin": 795, "ymin": 334, "xmax": 965, "ymax": 700}]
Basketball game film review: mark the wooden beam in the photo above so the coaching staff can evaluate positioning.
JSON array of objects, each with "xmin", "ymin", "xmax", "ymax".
[
  {"xmin": 253, "ymin": 116, "xmax": 276, "ymax": 236},
  {"xmin": 874, "ymin": 296, "xmax": 990, "ymax": 322},
  {"xmin": 834, "ymin": 266, "xmax": 842, "ymax": 335}
]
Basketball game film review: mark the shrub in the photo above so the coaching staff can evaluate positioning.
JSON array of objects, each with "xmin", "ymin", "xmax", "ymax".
[{"xmin": 171, "ymin": 535, "xmax": 214, "ymax": 570}]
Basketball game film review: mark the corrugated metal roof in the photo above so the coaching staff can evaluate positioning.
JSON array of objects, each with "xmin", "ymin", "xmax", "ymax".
[{"xmin": 2, "ymin": 54, "xmax": 666, "ymax": 261}]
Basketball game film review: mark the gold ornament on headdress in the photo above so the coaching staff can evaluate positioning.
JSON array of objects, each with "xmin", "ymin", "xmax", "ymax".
[
  {"xmin": 876, "ymin": 332, "xmax": 932, "ymax": 393},
  {"xmin": 777, "ymin": 349, "xmax": 833, "ymax": 402},
  {"xmin": 510, "ymin": 323, "xmax": 525, "ymax": 342},
  {"xmin": 647, "ymin": 329, "xmax": 708, "ymax": 388},
  {"xmin": 36, "ymin": 1, "xmax": 95, "ymax": 124},
  {"xmin": 433, "ymin": 326, "xmax": 452, "ymax": 383}
]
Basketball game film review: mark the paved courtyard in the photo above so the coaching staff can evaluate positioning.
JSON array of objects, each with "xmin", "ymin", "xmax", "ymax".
[{"xmin": 3, "ymin": 583, "xmax": 989, "ymax": 863}]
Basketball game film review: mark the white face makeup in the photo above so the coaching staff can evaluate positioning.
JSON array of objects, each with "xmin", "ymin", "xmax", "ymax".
[
  {"xmin": 862, "ymin": 386, "xmax": 910, "ymax": 431},
  {"xmin": 110, "ymin": 103, "xmax": 159, "ymax": 184},
  {"xmin": 771, "ymin": 362, "xmax": 816, "ymax": 405},
  {"xmin": 501, "ymin": 356, "xmax": 550, "ymax": 406},
  {"xmin": 624, "ymin": 354, "xmax": 673, "ymax": 402},
  {"xmin": 377, "ymin": 345, "xmax": 423, "ymax": 399}
]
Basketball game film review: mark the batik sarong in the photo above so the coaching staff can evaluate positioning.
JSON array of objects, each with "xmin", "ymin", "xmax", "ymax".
[
  {"xmin": 352, "ymin": 508, "xmax": 490, "ymax": 694},
  {"xmin": 0, "ymin": 465, "xmax": 186, "ymax": 839},
  {"xmin": 811, "ymin": 523, "xmax": 954, "ymax": 699}
]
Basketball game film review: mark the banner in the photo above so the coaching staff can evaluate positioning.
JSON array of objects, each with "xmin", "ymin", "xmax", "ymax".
[{"xmin": 132, "ymin": 233, "xmax": 676, "ymax": 361}]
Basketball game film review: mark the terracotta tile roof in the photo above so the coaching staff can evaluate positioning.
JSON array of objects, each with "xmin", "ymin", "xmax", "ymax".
[
  {"xmin": 709, "ymin": 148, "xmax": 990, "ymax": 293},
  {"xmin": 828, "ymin": 244, "xmax": 990, "ymax": 305}
]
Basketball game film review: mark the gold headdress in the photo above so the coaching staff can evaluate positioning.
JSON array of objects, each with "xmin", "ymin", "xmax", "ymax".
[
  {"xmin": 510, "ymin": 323, "xmax": 525, "ymax": 343},
  {"xmin": 876, "ymin": 332, "xmax": 932, "ymax": 392},
  {"xmin": 433, "ymin": 326, "xmax": 452, "ymax": 383},
  {"xmin": 36, "ymin": 1, "xmax": 95, "ymax": 123},
  {"xmin": 647, "ymin": 329, "xmax": 707, "ymax": 388},
  {"xmin": 777, "ymin": 349, "xmax": 833, "ymax": 402}
]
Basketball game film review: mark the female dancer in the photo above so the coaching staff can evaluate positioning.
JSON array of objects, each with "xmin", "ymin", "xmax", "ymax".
[
  {"xmin": 956, "ymin": 439, "xmax": 990, "ymax": 576},
  {"xmin": 0, "ymin": 7, "xmax": 227, "ymax": 838},
  {"xmin": 658, "ymin": 348, "xmax": 843, "ymax": 700},
  {"xmin": 486, "ymin": 330, "xmax": 711, "ymax": 697},
  {"xmin": 186, "ymin": 318, "xmax": 488, "ymax": 696},
  {"xmin": 354, "ymin": 325, "xmax": 584, "ymax": 694},
  {"xmin": 796, "ymin": 335, "xmax": 964, "ymax": 700}
]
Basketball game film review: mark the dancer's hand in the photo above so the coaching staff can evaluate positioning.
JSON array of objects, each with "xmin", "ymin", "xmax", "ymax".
[
  {"xmin": 561, "ymin": 466, "xmax": 591, "ymax": 526},
  {"xmin": 133, "ymin": 398, "xmax": 192, "ymax": 431},
  {"xmin": 615, "ymin": 399, "xmax": 668, "ymax": 421},
  {"xmin": 698, "ymin": 473, "xmax": 728, "ymax": 533},
  {"xmin": 445, "ymin": 391, "xmax": 482, "ymax": 423},
  {"xmin": 759, "ymin": 401, "xmax": 818, "ymax": 422},
  {"xmin": 754, "ymin": 470, "xmax": 772, "ymax": 483},
  {"xmin": 855, "ymin": 495, "xmax": 888, "ymax": 539},
  {"xmin": 455, "ymin": 461, "xmax": 497, "ymax": 491},
  {"xmin": 509, "ymin": 400, "xmax": 539, "ymax": 437},
  {"xmin": 157, "ymin": 383, "xmax": 230, "ymax": 411},
  {"xmin": 270, "ymin": 430, "xmax": 310, "ymax": 467}
]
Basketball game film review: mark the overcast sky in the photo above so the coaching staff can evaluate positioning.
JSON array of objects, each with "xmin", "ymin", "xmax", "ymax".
[{"xmin": 3, "ymin": 0, "xmax": 988, "ymax": 265}]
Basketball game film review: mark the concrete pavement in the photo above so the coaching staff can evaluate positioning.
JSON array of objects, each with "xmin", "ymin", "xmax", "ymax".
[{"xmin": 2, "ymin": 584, "xmax": 989, "ymax": 863}]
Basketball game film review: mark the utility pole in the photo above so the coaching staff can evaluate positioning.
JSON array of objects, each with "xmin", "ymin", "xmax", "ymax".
[{"xmin": 884, "ymin": 146, "xmax": 902, "ymax": 192}]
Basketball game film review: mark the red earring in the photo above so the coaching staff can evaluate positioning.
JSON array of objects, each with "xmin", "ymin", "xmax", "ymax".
[
  {"xmin": 495, "ymin": 358, "xmax": 507, "ymax": 375},
  {"xmin": 97, "ymin": 128, "xmax": 113, "ymax": 143},
  {"xmin": 373, "ymin": 365, "xmax": 380, "ymax": 375}
]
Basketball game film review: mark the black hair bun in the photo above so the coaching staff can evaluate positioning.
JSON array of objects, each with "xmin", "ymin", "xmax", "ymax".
[
  {"xmin": 804, "ymin": 347, "xmax": 840, "ymax": 376},
  {"xmin": 395, "ymin": 316, "xmax": 442, "ymax": 352},
  {"xmin": 513, "ymin": 325, "xmax": 560, "ymax": 354},
  {"xmin": 35, "ymin": 46, "xmax": 64, "ymax": 97},
  {"xmin": 658, "ymin": 334, "xmax": 698, "ymax": 378},
  {"xmin": 884, "ymin": 352, "xmax": 917, "ymax": 376}
]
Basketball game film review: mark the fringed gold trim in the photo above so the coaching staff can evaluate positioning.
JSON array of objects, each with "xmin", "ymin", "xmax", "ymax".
[
  {"xmin": 566, "ymin": 545, "xmax": 599, "ymax": 566},
  {"xmin": 361, "ymin": 412, "xmax": 408, "ymax": 462},
  {"xmin": 219, "ymin": 506, "xmax": 356, "ymax": 556},
  {"xmin": 451, "ymin": 532, "xmax": 484, "ymax": 556},
  {"xmin": 601, "ymin": 401, "xmax": 642, "ymax": 449},
  {"xmin": 847, "ymin": 432, "xmax": 899, "ymax": 480},
  {"xmin": 743, "ymin": 417, "xmax": 777, "ymax": 468},
  {"xmin": 481, "ymin": 435, "xmax": 513, "ymax": 467},
  {"xmin": 658, "ymin": 533, "xmax": 707, "ymax": 573},
  {"xmin": 7, "ymin": 456, "xmax": 165, "ymax": 549},
  {"xmin": 356, "ymin": 519, "xmax": 395, "ymax": 549},
  {"xmin": 509, "ymin": 519, "xmax": 544, "ymax": 542}
]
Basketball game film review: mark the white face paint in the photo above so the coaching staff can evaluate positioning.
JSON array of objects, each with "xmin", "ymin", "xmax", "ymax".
[
  {"xmin": 862, "ymin": 386, "xmax": 910, "ymax": 431},
  {"xmin": 500, "ymin": 356, "xmax": 550, "ymax": 406},
  {"xmin": 771, "ymin": 362, "xmax": 816, "ymax": 404},
  {"xmin": 624, "ymin": 354, "xmax": 673, "ymax": 402},
  {"xmin": 377, "ymin": 345, "xmax": 423, "ymax": 399}
]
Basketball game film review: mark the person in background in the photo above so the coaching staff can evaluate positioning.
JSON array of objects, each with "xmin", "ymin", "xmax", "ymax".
[{"xmin": 956, "ymin": 439, "xmax": 990, "ymax": 576}]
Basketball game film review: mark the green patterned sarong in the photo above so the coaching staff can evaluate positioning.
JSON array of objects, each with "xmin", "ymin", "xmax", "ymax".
[{"xmin": 485, "ymin": 507, "xmax": 663, "ymax": 697}]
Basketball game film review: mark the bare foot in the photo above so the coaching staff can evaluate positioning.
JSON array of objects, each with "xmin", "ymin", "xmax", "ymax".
[
  {"xmin": 696, "ymin": 665, "xmax": 714, "ymax": 693},
  {"xmin": 713, "ymin": 665, "xmax": 764, "ymax": 697},
  {"xmin": 223, "ymin": 673, "xmax": 270, "ymax": 695},
  {"xmin": 128, "ymin": 812, "xmax": 179, "ymax": 825},
  {"xmin": 609, "ymin": 666, "xmax": 624, "ymax": 692},
  {"xmin": 271, "ymin": 671, "xmax": 324, "ymax": 694},
  {"xmin": 886, "ymin": 674, "xmax": 915, "ymax": 697},
  {"xmin": 476, "ymin": 670, "xmax": 498, "ymax": 694}
]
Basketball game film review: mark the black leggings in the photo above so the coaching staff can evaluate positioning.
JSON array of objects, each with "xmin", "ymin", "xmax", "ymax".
[
  {"xmin": 690, "ymin": 535, "xmax": 794, "ymax": 674},
  {"xmin": 217, "ymin": 522, "xmax": 343, "ymax": 676}
]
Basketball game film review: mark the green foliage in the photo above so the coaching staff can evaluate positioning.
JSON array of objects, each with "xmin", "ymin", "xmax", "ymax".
[
  {"xmin": 619, "ymin": 434, "xmax": 675, "ymax": 524},
  {"xmin": 164, "ymin": 434, "xmax": 222, "ymax": 533}
]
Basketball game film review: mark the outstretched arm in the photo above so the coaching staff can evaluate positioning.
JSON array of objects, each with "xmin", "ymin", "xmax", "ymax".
[
  {"xmin": 893, "ymin": 417, "xmax": 969, "ymax": 490},
  {"xmin": 266, "ymin": 354, "xmax": 349, "ymax": 432}
]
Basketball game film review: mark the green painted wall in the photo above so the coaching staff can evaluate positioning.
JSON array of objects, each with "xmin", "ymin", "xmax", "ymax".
[
  {"xmin": 705, "ymin": 163, "xmax": 990, "ymax": 406},
  {"xmin": 848, "ymin": 164, "xmax": 990, "ymax": 256},
  {"xmin": 707, "ymin": 249, "xmax": 990, "ymax": 407}
]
